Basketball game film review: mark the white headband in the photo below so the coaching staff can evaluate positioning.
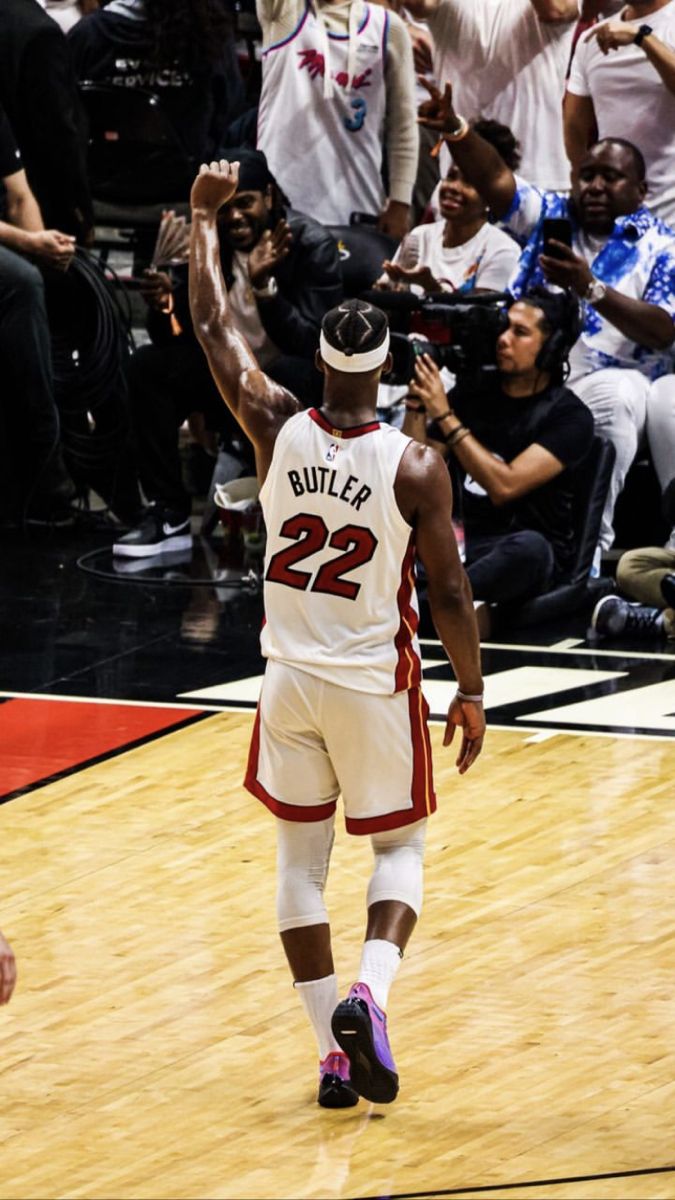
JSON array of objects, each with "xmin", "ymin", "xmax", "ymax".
[{"xmin": 319, "ymin": 329, "xmax": 390, "ymax": 373}]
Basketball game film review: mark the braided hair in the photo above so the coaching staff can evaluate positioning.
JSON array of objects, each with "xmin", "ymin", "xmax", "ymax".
[{"xmin": 321, "ymin": 299, "xmax": 389, "ymax": 360}]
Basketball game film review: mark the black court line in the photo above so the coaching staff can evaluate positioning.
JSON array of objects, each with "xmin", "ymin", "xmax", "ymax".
[
  {"xmin": 0, "ymin": 711, "xmax": 215, "ymax": 806},
  {"xmin": 359, "ymin": 1162, "xmax": 675, "ymax": 1199}
]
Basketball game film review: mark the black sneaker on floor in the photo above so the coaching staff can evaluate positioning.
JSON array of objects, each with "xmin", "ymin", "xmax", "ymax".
[
  {"xmin": 113, "ymin": 505, "xmax": 192, "ymax": 558},
  {"xmin": 591, "ymin": 594, "xmax": 663, "ymax": 639},
  {"xmin": 661, "ymin": 573, "xmax": 675, "ymax": 610}
]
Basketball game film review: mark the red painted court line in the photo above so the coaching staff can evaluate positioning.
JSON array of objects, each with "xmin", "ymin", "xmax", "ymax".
[{"xmin": 0, "ymin": 698, "xmax": 204, "ymax": 797}]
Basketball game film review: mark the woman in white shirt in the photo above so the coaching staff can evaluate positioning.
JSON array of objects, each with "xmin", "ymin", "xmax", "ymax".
[{"xmin": 378, "ymin": 118, "xmax": 521, "ymax": 295}]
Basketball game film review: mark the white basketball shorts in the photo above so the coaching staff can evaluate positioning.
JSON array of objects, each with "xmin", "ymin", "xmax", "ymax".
[{"xmin": 244, "ymin": 660, "xmax": 436, "ymax": 835}]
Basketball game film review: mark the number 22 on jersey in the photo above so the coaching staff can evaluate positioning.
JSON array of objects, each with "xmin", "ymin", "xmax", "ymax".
[{"xmin": 266, "ymin": 513, "xmax": 378, "ymax": 600}]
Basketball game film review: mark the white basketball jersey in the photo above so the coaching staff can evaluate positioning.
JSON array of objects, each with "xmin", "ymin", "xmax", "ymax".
[
  {"xmin": 259, "ymin": 408, "xmax": 422, "ymax": 695},
  {"xmin": 257, "ymin": 1, "xmax": 388, "ymax": 225}
]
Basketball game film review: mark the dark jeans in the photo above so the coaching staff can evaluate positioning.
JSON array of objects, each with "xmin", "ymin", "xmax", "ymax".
[
  {"xmin": 465, "ymin": 529, "xmax": 556, "ymax": 604},
  {"xmin": 0, "ymin": 245, "xmax": 67, "ymax": 512},
  {"xmin": 127, "ymin": 339, "xmax": 322, "ymax": 515}
]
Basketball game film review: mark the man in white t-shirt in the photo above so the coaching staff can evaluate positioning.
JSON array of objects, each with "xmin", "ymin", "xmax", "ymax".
[
  {"xmin": 565, "ymin": 0, "xmax": 675, "ymax": 224},
  {"xmin": 401, "ymin": 0, "xmax": 578, "ymax": 191}
]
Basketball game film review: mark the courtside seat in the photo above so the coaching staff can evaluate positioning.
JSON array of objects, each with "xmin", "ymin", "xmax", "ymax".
[{"xmin": 79, "ymin": 83, "xmax": 193, "ymax": 265}]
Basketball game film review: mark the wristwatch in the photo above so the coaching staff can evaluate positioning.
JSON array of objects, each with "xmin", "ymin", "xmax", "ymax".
[
  {"xmin": 634, "ymin": 24, "xmax": 653, "ymax": 47},
  {"xmin": 585, "ymin": 276, "xmax": 607, "ymax": 305},
  {"xmin": 252, "ymin": 276, "xmax": 278, "ymax": 300}
]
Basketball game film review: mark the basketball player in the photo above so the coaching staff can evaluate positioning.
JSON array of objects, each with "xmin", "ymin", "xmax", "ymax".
[
  {"xmin": 0, "ymin": 932, "xmax": 16, "ymax": 1004},
  {"xmin": 189, "ymin": 160, "xmax": 484, "ymax": 1108}
]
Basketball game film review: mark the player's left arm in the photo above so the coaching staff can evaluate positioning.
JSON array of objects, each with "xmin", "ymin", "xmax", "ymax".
[
  {"xmin": 395, "ymin": 444, "xmax": 485, "ymax": 773},
  {"xmin": 189, "ymin": 160, "xmax": 300, "ymax": 481}
]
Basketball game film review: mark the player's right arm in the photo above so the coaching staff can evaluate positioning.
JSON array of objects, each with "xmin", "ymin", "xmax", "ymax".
[
  {"xmin": 395, "ymin": 443, "xmax": 485, "ymax": 773},
  {"xmin": 189, "ymin": 160, "xmax": 300, "ymax": 484}
]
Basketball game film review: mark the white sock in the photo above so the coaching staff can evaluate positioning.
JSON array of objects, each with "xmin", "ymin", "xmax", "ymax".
[
  {"xmin": 294, "ymin": 974, "xmax": 340, "ymax": 1060},
  {"xmin": 357, "ymin": 939, "xmax": 402, "ymax": 1010}
]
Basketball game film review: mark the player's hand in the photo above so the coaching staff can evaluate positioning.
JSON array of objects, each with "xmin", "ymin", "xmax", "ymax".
[
  {"xmin": 248, "ymin": 218, "xmax": 292, "ymax": 289},
  {"xmin": 29, "ymin": 229, "xmax": 76, "ymax": 270},
  {"xmin": 408, "ymin": 352, "xmax": 449, "ymax": 419},
  {"xmin": 444, "ymin": 694, "xmax": 485, "ymax": 774},
  {"xmin": 417, "ymin": 77, "xmax": 459, "ymax": 134},
  {"xmin": 191, "ymin": 159, "xmax": 240, "ymax": 216},
  {"xmin": 381, "ymin": 259, "xmax": 442, "ymax": 294},
  {"xmin": 584, "ymin": 20, "xmax": 639, "ymax": 54},
  {"xmin": 538, "ymin": 241, "xmax": 593, "ymax": 297},
  {"xmin": 0, "ymin": 932, "xmax": 16, "ymax": 1005}
]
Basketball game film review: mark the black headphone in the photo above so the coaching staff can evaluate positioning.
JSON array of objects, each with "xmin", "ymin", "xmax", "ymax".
[{"xmin": 527, "ymin": 288, "xmax": 584, "ymax": 374}]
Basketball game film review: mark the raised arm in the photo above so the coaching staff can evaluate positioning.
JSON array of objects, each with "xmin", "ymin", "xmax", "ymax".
[
  {"xmin": 395, "ymin": 443, "xmax": 485, "ymax": 773},
  {"xmin": 189, "ymin": 160, "xmax": 299, "ymax": 481},
  {"xmin": 417, "ymin": 81, "xmax": 516, "ymax": 218}
]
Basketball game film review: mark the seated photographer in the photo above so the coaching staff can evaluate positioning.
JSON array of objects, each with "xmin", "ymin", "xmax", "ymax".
[
  {"xmin": 405, "ymin": 288, "xmax": 595, "ymax": 637},
  {"xmin": 114, "ymin": 149, "xmax": 343, "ymax": 558},
  {"xmin": 376, "ymin": 119, "xmax": 521, "ymax": 297},
  {"xmin": 417, "ymin": 81, "xmax": 675, "ymax": 564},
  {"xmin": 0, "ymin": 105, "xmax": 76, "ymax": 525}
]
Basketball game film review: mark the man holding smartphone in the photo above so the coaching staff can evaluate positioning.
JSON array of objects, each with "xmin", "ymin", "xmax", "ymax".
[{"xmin": 418, "ymin": 81, "xmax": 675, "ymax": 563}]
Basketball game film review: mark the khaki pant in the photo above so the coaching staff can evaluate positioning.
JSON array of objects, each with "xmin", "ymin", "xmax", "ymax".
[{"xmin": 617, "ymin": 545, "xmax": 675, "ymax": 635}]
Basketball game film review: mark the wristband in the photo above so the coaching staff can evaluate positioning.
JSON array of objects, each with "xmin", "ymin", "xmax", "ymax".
[
  {"xmin": 456, "ymin": 689, "xmax": 484, "ymax": 703},
  {"xmin": 443, "ymin": 116, "xmax": 470, "ymax": 143},
  {"xmin": 435, "ymin": 409, "xmax": 452, "ymax": 422},
  {"xmin": 446, "ymin": 425, "xmax": 470, "ymax": 447},
  {"xmin": 405, "ymin": 400, "xmax": 426, "ymax": 413}
]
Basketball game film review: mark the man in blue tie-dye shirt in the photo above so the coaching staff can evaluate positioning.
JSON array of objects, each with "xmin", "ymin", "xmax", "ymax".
[{"xmin": 418, "ymin": 80, "xmax": 675, "ymax": 556}]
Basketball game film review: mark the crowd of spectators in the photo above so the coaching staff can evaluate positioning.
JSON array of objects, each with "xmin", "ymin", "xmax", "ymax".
[{"xmin": 2, "ymin": 0, "xmax": 675, "ymax": 639}]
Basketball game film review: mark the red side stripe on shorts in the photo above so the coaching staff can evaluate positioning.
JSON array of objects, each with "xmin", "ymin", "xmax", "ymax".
[
  {"xmin": 409, "ymin": 687, "xmax": 436, "ymax": 819},
  {"xmin": 244, "ymin": 707, "xmax": 337, "ymax": 823},
  {"xmin": 345, "ymin": 686, "xmax": 436, "ymax": 835}
]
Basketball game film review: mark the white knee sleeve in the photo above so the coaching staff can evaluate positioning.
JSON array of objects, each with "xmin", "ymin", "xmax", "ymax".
[
  {"xmin": 367, "ymin": 819, "xmax": 427, "ymax": 917},
  {"xmin": 275, "ymin": 816, "xmax": 335, "ymax": 933}
]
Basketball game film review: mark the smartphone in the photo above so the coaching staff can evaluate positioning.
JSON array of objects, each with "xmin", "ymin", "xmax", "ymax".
[{"xmin": 542, "ymin": 217, "xmax": 573, "ymax": 260}]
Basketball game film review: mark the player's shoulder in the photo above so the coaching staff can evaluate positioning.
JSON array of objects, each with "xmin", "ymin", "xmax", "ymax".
[{"xmin": 397, "ymin": 438, "xmax": 449, "ymax": 492}]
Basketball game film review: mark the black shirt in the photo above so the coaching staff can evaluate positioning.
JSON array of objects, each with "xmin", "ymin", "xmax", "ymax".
[
  {"xmin": 449, "ymin": 376, "xmax": 595, "ymax": 577},
  {"xmin": 0, "ymin": 0, "xmax": 92, "ymax": 237},
  {"xmin": 0, "ymin": 105, "xmax": 21, "ymax": 222},
  {"xmin": 67, "ymin": 10, "xmax": 245, "ymax": 164}
]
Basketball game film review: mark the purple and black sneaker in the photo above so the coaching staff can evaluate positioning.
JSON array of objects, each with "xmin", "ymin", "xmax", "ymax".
[
  {"xmin": 318, "ymin": 1051, "xmax": 359, "ymax": 1109},
  {"xmin": 331, "ymin": 982, "xmax": 399, "ymax": 1104}
]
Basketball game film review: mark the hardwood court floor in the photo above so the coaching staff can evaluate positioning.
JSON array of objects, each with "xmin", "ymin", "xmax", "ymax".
[{"xmin": 2, "ymin": 713, "xmax": 675, "ymax": 1200}]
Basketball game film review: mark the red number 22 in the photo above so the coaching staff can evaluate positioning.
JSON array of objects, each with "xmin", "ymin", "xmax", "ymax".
[{"xmin": 266, "ymin": 514, "xmax": 378, "ymax": 601}]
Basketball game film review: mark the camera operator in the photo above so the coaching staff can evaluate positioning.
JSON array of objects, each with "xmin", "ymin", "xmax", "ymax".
[{"xmin": 406, "ymin": 288, "xmax": 595, "ymax": 637}]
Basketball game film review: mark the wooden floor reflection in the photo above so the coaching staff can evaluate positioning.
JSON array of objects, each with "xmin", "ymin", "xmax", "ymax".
[{"xmin": 2, "ymin": 714, "xmax": 675, "ymax": 1200}]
